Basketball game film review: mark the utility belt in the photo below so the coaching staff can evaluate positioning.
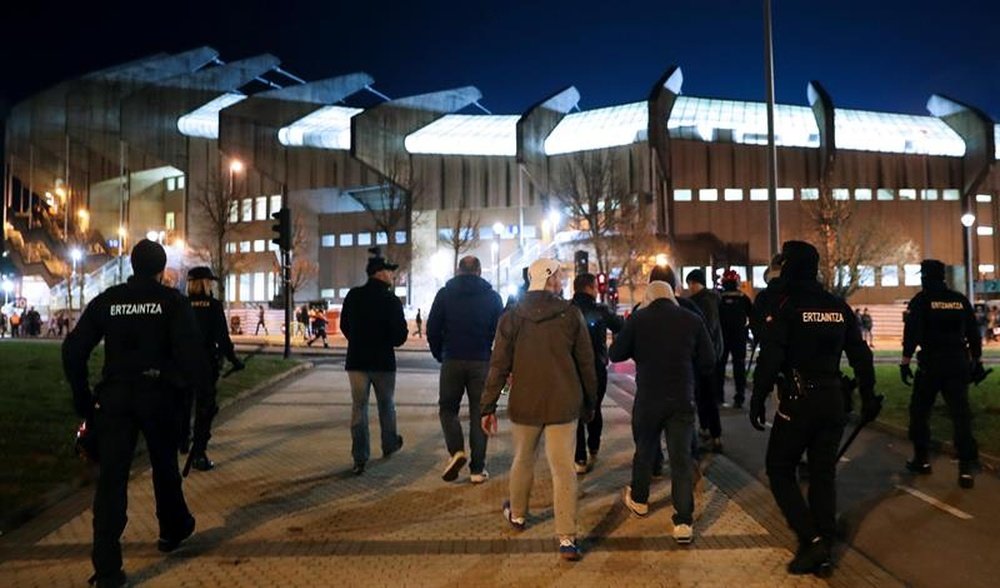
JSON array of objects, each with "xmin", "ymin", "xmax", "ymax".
[{"xmin": 776, "ymin": 369, "xmax": 840, "ymax": 403}]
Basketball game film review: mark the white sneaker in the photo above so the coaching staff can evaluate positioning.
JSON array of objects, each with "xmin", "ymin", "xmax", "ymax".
[
  {"xmin": 442, "ymin": 451, "xmax": 467, "ymax": 482},
  {"xmin": 622, "ymin": 486, "xmax": 649, "ymax": 517},
  {"xmin": 673, "ymin": 523, "xmax": 693, "ymax": 544},
  {"xmin": 470, "ymin": 470, "xmax": 490, "ymax": 484}
]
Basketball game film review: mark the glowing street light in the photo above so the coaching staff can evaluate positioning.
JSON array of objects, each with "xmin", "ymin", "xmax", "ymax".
[
  {"xmin": 70, "ymin": 248, "xmax": 83, "ymax": 262},
  {"xmin": 961, "ymin": 213, "xmax": 976, "ymax": 228},
  {"xmin": 655, "ymin": 253, "xmax": 669, "ymax": 267},
  {"xmin": 229, "ymin": 159, "xmax": 244, "ymax": 174},
  {"xmin": 548, "ymin": 210, "xmax": 561, "ymax": 230}
]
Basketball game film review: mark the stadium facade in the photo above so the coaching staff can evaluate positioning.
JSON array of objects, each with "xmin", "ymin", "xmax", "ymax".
[{"xmin": 3, "ymin": 47, "xmax": 999, "ymax": 314}]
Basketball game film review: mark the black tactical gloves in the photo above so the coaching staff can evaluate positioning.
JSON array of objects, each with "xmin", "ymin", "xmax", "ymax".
[
  {"xmin": 970, "ymin": 361, "xmax": 991, "ymax": 386},
  {"xmin": 899, "ymin": 363, "xmax": 914, "ymax": 386},
  {"xmin": 749, "ymin": 395, "xmax": 767, "ymax": 431},
  {"xmin": 860, "ymin": 392, "xmax": 883, "ymax": 424}
]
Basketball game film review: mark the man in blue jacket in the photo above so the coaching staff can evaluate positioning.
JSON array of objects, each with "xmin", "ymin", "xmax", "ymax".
[{"xmin": 427, "ymin": 256, "xmax": 504, "ymax": 483}]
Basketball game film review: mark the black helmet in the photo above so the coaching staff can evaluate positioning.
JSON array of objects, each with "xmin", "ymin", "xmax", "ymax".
[{"xmin": 130, "ymin": 239, "xmax": 167, "ymax": 277}]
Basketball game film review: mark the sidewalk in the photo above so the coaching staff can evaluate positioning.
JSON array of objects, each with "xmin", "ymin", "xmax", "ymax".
[
  {"xmin": 232, "ymin": 332, "xmax": 432, "ymax": 352},
  {"xmin": 0, "ymin": 365, "xmax": 899, "ymax": 587}
]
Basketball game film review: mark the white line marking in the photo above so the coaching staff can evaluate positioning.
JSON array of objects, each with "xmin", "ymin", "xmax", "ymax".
[{"xmin": 895, "ymin": 485, "xmax": 973, "ymax": 520}]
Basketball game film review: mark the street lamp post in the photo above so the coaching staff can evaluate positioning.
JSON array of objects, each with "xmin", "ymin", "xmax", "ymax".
[
  {"xmin": 492, "ymin": 222, "xmax": 505, "ymax": 290},
  {"xmin": 70, "ymin": 248, "xmax": 82, "ymax": 311},
  {"xmin": 2, "ymin": 276, "xmax": 12, "ymax": 305},
  {"xmin": 961, "ymin": 212, "xmax": 976, "ymax": 300}
]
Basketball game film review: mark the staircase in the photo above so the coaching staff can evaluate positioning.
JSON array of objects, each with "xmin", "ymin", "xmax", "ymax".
[
  {"xmin": 864, "ymin": 303, "xmax": 907, "ymax": 343},
  {"xmin": 50, "ymin": 256, "xmax": 132, "ymax": 310}
]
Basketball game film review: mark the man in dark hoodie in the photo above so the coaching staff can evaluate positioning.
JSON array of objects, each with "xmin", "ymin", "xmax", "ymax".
[
  {"xmin": 719, "ymin": 270, "xmax": 753, "ymax": 408},
  {"xmin": 685, "ymin": 269, "xmax": 725, "ymax": 452},
  {"xmin": 749, "ymin": 240, "xmax": 878, "ymax": 578},
  {"xmin": 339, "ymin": 248, "xmax": 409, "ymax": 475},
  {"xmin": 482, "ymin": 258, "xmax": 597, "ymax": 562},
  {"xmin": 427, "ymin": 256, "xmax": 503, "ymax": 484}
]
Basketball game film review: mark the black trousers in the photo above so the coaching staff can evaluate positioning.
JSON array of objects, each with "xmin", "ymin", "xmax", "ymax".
[
  {"xmin": 765, "ymin": 388, "xmax": 844, "ymax": 545},
  {"xmin": 909, "ymin": 362, "xmax": 978, "ymax": 464},
  {"xmin": 191, "ymin": 382, "xmax": 220, "ymax": 456},
  {"xmin": 695, "ymin": 371, "xmax": 722, "ymax": 438},
  {"xmin": 575, "ymin": 364, "xmax": 608, "ymax": 462},
  {"xmin": 721, "ymin": 333, "xmax": 748, "ymax": 402},
  {"xmin": 92, "ymin": 379, "xmax": 192, "ymax": 578}
]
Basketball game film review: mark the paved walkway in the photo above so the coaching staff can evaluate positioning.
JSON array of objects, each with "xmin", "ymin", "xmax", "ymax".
[{"xmin": 0, "ymin": 364, "xmax": 900, "ymax": 587}]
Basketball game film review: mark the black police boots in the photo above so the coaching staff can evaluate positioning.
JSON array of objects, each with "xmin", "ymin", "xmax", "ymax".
[
  {"xmin": 191, "ymin": 454, "xmax": 215, "ymax": 472},
  {"xmin": 158, "ymin": 514, "xmax": 196, "ymax": 553},
  {"xmin": 787, "ymin": 537, "xmax": 832, "ymax": 577},
  {"xmin": 88, "ymin": 569, "xmax": 126, "ymax": 588},
  {"xmin": 959, "ymin": 463, "xmax": 975, "ymax": 489},
  {"xmin": 906, "ymin": 451, "xmax": 932, "ymax": 475}
]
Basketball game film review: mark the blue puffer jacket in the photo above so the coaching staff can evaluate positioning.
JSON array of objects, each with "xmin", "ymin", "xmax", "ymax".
[{"xmin": 427, "ymin": 274, "xmax": 504, "ymax": 362}]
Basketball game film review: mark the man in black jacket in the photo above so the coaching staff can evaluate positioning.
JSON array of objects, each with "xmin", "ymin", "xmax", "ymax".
[
  {"xmin": 685, "ymin": 269, "xmax": 725, "ymax": 452},
  {"xmin": 339, "ymin": 250, "xmax": 409, "ymax": 475},
  {"xmin": 571, "ymin": 273, "xmax": 624, "ymax": 474},
  {"xmin": 427, "ymin": 256, "xmax": 503, "ymax": 483},
  {"xmin": 719, "ymin": 270, "xmax": 753, "ymax": 408}
]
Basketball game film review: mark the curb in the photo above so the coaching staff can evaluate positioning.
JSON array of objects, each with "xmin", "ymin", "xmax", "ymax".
[{"xmin": 868, "ymin": 418, "xmax": 1000, "ymax": 472}]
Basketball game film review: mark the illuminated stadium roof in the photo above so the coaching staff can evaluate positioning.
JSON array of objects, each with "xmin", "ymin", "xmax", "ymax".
[
  {"xmin": 176, "ymin": 93, "xmax": 247, "ymax": 139},
  {"xmin": 404, "ymin": 114, "xmax": 520, "ymax": 156},
  {"xmin": 276, "ymin": 106, "xmax": 363, "ymax": 150},
  {"xmin": 834, "ymin": 109, "xmax": 965, "ymax": 156}
]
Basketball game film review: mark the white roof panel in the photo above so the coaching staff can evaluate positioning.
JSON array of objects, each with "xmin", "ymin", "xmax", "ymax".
[
  {"xmin": 176, "ymin": 93, "xmax": 246, "ymax": 139},
  {"xmin": 544, "ymin": 102, "xmax": 648, "ymax": 155},
  {"xmin": 405, "ymin": 114, "xmax": 519, "ymax": 156},
  {"xmin": 277, "ymin": 106, "xmax": 364, "ymax": 150},
  {"xmin": 834, "ymin": 109, "xmax": 965, "ymax": 156},
  {"xmin": 668, "ymin": 96, "xmax": 819, "ymax": 148}
]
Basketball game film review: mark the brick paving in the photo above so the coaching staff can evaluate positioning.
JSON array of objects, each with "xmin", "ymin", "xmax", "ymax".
[{"xmin": 0, "ymin": 366, "xmax": 902, "ymax": 587}]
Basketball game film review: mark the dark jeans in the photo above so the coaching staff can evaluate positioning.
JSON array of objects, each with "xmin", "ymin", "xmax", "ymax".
[
  {"xmin": 348, "ymin": 371, "xmax": 399, "ymax": 464},
  {"xmin": 576, "ymin": 364, "xmax": 608, "ymax": 462},
  {"xmin": 92, "ymin": 378, "xmax": 192, "ymax": 578},
  {"xmin": 191, "ymin": 381, "xmax": 220, "ymax": 456},
  {"xmin": 721, "ymin": 334, "xmax": 747, "ymax": 403},
  {"xmin": 765, "ymin": 390, "xmax": 844, "ymax": 544},
  {"xmin": 909, "ymin": 362, "xmax": 978, "ymax": 463},
  {"xmin": 438, "ymin": 359, "xmax": 489, "ymax": 474},
  {"xmin": 695, "ymin": 372, "xmax": 722, "ymax": 438},
  {"xmin": 631, "ymin": 400, "xmax": 695, "ymax": 525}
]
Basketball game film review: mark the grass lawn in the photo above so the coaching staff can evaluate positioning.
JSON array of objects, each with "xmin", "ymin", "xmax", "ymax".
[
  {"xmin": 0, "ymin": 340, "xmax": 301, "ymax": 528},
  {"xmin": 870, "ymin": 347, "xmax": 1000, "ymax": 359},
  {"xmin": 844, "ymin": 364, "xmax": 1000, "ymax": 457}
]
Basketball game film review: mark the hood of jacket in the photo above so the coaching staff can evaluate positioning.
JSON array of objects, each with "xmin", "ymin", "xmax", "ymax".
[
  {"xmin": 514, "ymin": 291, "xmax": 571, "ymax": 323},
  {"xmin": 445, "ymin": 273, "xmax": 494, "ymax": 295}
]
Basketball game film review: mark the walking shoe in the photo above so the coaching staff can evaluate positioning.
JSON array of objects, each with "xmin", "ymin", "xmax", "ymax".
[
  {"xmin": 587, "ymin": 451, "xmax": 598, "ymax": 470},
  {"xmin": 191, "ymin": 454, "xmax": 215, "ymax": 472},
  {"xmin": 905, "ymin": 459, "xmax": 932, "ymax": 474},
  {"xmin": 352, "ymin": 461, "xmax": 366, "ymax": 476},
  {"xmin": 621, "ymin": 486, "xmax": 649, "ymax": 517},
  {"xmin": 88, "ymin": 570, "xmax": 127, "ymax": 588},
  {"xmin": 470, "ymin": 470, "xmax": 490, "ymax": 484},
  {"xmin": 383, "ymin": 435, "xmax": 404, "ymax": 458},
  {"xmin": 559, "ymin": 538, "xmax": 582, "ymax": 561},
  {"xmin": 710, "ymin": 438, "xmax": 723, "ymax": 453},
  {"xmin": 787, "ymin": 537, "xmax": 832, "ymax": 577},
  {"xmin": 442, "ymin": 451, "xmax": 467, "ymax": 482},
  {"xmin": 158, "ymin": 515, "xmax": 196, "ymax": 553},
  {"xmin": 672, "ymin": 523, "xmax": 693, "ymax": 545},
  {"xmin": 574, "ymin": 460, "xmax": 590, "ymax": 475},
  {"xmin": 959, "ymin": 463, "xmax": 975, "ymax": 489},
  {"xmin": 502, "ymin": 500, "xmax": 526, "ymax": 531}
]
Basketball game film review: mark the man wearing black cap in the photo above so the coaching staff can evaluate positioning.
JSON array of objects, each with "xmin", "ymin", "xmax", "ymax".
[
  {"xmin": 749, "ymin": 240, "xmax": 878, "ymax": 578},
  {"xmin": 62, "ymin": 239, "xmax": 212, "ymax": 588},
  {"xmin": 339, "ymin": 248, "xmax": 409, "ymax": 475},
  {"xmin": 900, "ymin": 259, "xmax": 983, "ymax": 488},
  {"xmin": 719, "ymin": 270, "xmax": 753, "ymax": 409},
  {"xmin": 685, "ymin": 268, "xmax": 725, "ymax": 452},
  {"xmin": 185, "ymin": 266, "xmax": 244, "ymax": 471}
]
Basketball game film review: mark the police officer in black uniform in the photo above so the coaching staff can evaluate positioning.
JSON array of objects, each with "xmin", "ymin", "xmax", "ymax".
[
  {"xmin": 186, "ymin": 266, "xmax": 244, "ymax": 472},
  {"xmin": 571, "ymin": 272, "xmax": 625, "ymax": 473},
  {"xmin": 900, "ymin": 259, "xmax": 983, "ymax": 488},
  {"xmin": 719, "ymin": 269, "xmax": 753, "ymax": 408},
  {"xmin": 749, "ymin": 241, "xmax": 878, "ymax": 577},
  {"xmin": 62, "ymin": 239, "xmax": 211, "ymax": 588}
]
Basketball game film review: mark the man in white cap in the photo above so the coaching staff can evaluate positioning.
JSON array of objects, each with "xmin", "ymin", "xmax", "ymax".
[{"xmin": 481, "ymin": 258, "xmax": 597, "ymax": 561}]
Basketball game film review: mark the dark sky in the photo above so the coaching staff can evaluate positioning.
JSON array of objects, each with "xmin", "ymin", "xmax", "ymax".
[{"xmin": 3, "ymin": 0, "xmax": 999, "ymax": 118}]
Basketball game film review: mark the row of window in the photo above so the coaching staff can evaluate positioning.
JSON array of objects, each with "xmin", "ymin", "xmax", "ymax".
[
  {"xmin": 165, "ymin": 176, "xmax": 186, "ymax": 192},
  {"xmin": 228, "ymin": 195, "xmax": 284, "ymax": 224},
  {"xmin": 225, "ymin": 272, "xmax": 277, "ymax": 303},
  {"xmin": 225, "ymin": 240, "xmax": 280, "ymax": 254},
  {"xmin": 685, "ymin": 263, "xmax": 995, "ymax": 290},
  {"xmin": 321, "ymin": 231, "xmax": 407, "ymax": 248},
  {"xmin": 320, "ymin": 286, "xmax": 408, "ymax": 300},
  {"xmin": 673, "ymin": 188, "xmax": 994, "ymax": 203},
  {"xmin": 437, "ymin": 225, "xmax": 538, "ymax": 242}
]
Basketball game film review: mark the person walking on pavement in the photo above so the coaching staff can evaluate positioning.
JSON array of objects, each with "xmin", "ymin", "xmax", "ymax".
[
  {"xmin": 611, "ymin": 281, "xmax": 715, "ymax": 544},
  {"xmin": 571, "ymin": 272, "xmax": 624, "ymax": 474},
  {"xmin": 427, "ymin": 256, "xmax": 503, "ymax": 483},
  {"xmin": 254, "ymin": 304, "xmax": 268, "ymax": 336},
  {"xmin": 481, "ymin": 258, "xmax": 597, "ymax": 562},
  {"xmin": 185, "ymin": 266, "xmax": 245, "ymax": 471},
  {"xmin": 61, "ymin": 239, "xmax": 211, "ymax": 588},
  {"xmin": 861, "ymin": 308, "xmax": 874, "ymax": 347},
  {"xmin": 718, "ymin": 270, "xmax": 753, "ymax": 409},
  {"xmin": 749, "ymin": 240, "xmax": 879, "ymax": 578},
  {"xmin": 685, "ymin": 269, "xmax": 725, "ymax": 453},
  {"xmin": 415, "ymin": 308, "xmax": 423, "ymax": 338},
  {"xmin": 340, "ymin": 248, "xmax": 408, "ymax": 475},
  {"xmin": 296, "ymin": 305, "xmax": 310, "ymax": 340},
  {"xmin": 900, "ymin": 259, "xmax": 984, "ymax": 488},
  {"xmin": 306, "ymin": 311, "xmax": 329, "ymax": 348}
]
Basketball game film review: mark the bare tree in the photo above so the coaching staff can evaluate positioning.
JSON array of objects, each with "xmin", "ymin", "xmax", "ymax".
[
  {"xmin": 190, "ymin": 178, "xmax": 249, "ymax": 302},
  {"xmin": 440, "ymin": 207, "xmax": 481, "ymax": 271},
  {"xmin": 810, "ymin": 185, "xmax": 918, "ymax": 298},
  {"xmin": 354, "ymin": 156, "xmax": 425, "ymax": 277},
  {"xmin": 273, "ymin": 212, "xmax": 319, "ymax": 301},
  {"xmin": 611, "ymin": 192, "xmax": 661, "ymax": 304},
  {"xmin": 552, "ymin": 149, "xmax": 627, "ymax": 273}
]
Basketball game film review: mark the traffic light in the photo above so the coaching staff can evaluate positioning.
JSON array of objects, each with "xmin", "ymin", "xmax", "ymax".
[
  {"xmin": 607, "ymin": 278, "xmax": 619, "ymax": 306},
  {"xmin": 271, "ymin": 208, "xmax": 291, "ymax": 251},
  {"xmin": 574, "ymin": 250, "xmax": 589, "ymax": 276},
  {"xmin": 596, "ymin": 272, "xmax": 608, "ymax": 294}
]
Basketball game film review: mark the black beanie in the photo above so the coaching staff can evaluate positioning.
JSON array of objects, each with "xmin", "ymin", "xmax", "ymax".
[
  {"xmin": 780, "ymin": 240, "xmax": 819, "ymax": 281},
  {"xmin": 920, "ymin": 259, "xmax": 946, "ymax": 283},
  {"xmin": 131, "ymin": 239, "xmax": 167, "ymax": 277}
]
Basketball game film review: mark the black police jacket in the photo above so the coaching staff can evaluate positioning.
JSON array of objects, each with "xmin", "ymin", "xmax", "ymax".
[
  {"xmin": 189, "ymin": 293, "xmax": 239, "ymax": 371},
  {"xmin": 572, "ymin": 292, "xmax": 625, "ymax": 367},
  {"xmin": 62, "ymin": 276, "xmax": 212, "ymax": 418},
  {"xmin": 688, "ymin": 288, "xmax": 725, "ymax": 361},
  {"xmin": 340, "ymin": 278, "xmax": 408, "ymax": 371},
  {"xmin": 902, "ymin": 283, "xmax": 981, "ymax": 362},
  {"xmin": 752, "ymin": 280, "xmax": 874, "ymax": 401},
  {"xmin": 719, "ymin": 289, "xmax": 752, "ymax": 340}
]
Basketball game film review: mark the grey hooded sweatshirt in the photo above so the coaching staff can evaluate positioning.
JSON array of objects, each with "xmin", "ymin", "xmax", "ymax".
[{"xmin": 482, "ymin": 291, "xmax": 598, "ymax": 426}]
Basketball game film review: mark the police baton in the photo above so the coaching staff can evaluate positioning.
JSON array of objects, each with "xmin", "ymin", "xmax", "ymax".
[
  {"xmin": 222, "ymin": 345, "xmax": 263, "ymax": 378},
  {"xmin": 746, "ymin": 341, "xmax": 759, "ymax": 375},
  {"xmin": 182, "ymin": 452, "xmax": 195, "ymax": 478},
  {"xmin": 837, "ymin": 395, "xmax": 884, "ymax": 461}
]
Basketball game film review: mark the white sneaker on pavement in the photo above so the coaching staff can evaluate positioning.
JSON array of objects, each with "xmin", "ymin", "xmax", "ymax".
[
  {"xmin": 673, "ymin": 523, "xmax": 693, "ymax": 544},
  {"xmin": 470, "ymin": 470, "xmax": 490, "ymax": 484}
]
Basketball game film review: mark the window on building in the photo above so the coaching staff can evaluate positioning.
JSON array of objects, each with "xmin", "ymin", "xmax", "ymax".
[
  {"xmin": 226, "ymin": 275, "xmax": 237, "ymax": 302},
  {"xmin": 225, "ymin": 242, "xmax": 237, "ymax": 253},
  {"xmin": 920, "ymin": 189, "xmax": 939, "ymax": 201},
  {"xmin": 253, "ymin": 272, "xmax": 265, "ymax": 301},
  {"xmin": 899, "ymin": 189, "xmax": 917, "ymax": 201},
  {"xmin": 321, "ymin": 234, "xmax": 336, "ymax": 247},
  {"xmin": 338, "ymin": 288, "xmax": 351, "ymax": 299},
  {"xmin": 977, "ymin": 226, "xmax": 994, "ymax": 236},
  {"xmin": 269, "ymin": 240, "xmax": 279, "ymax": 252},
  {"xmin": 681, "ymin": 266, "xmax": 702, "ymax": 284},
  {"xmin": 726, "ymin": 266, "xmax": 748, "ymax": 282},
  {"xmin": 750, "ymin": 189, "xmax": 768, "ymax": 201},
  {"xmin": 239, "ymin": 241, "xmax": 251, "ymax": 253},
  {"xmin": 165, "ymin": 212, "xmax": 176, "ymax": 230},
  {"xmin": 394, "ymin": 286, "xmax": 407, "ymax": 298},
  {"xmin": 698, "ymin": 189, "xmax": 718, "ymax": 202},
  {"xmin": 903, "ymin": 264, "xmax": 922, "ymax": 286},
  {"xmin": 357, "ymin": 232, "xmax": 372, "ymax": 246},
  {"xmin": 674, "ymin": 189, "xmax": 693, "ymax": 202},
  {"xmin": 881, "ymin": 265, "xmax": 899, "ymax": 287},
  {"xmin": 834, "ymin": 266, "xmax": 851, "ymax": 287},
  {"xmin": 377, "ymin": 231, "xmax": 389, "ymax": 244},
  {"xmin": 942, "ymin": 189, "xmax": 960, "ymax": 201},
  {"xmin": 979, "ymin": 264, "xmax": 996, "ymax": 274},
  {"xmin": 255, "ymin": 197, "xmax": 268, "ymax": 220},
  {"xmin": 239, "ymin": 274, "xmax": 250, "ymax": 302},
  {"xmin": 976, "ymin": 194, "xmax": 992, "ymax": 203},
  {"xmin": 832, "ymin": 189, "xmax": 850, "ymax": 201},
  {"xmin": 394, "ymin": 231, "xmax": 407, "ymax": 244},
  {"xmin": 858, "ymin": 265, "xmax": 875, "ymax": 287},
  {"xmin": 320, "ymin": 288, "xmax": 336, "ymax": 298},
  {"xmin": 855, "ymin": 189, "xmax": 872, "ymax": 201},
  {"xmin": 752, "ymin": 265, "xmax": 768, "ymax": 288},
  {"xmin": 166, "ymin": 177, "xmax": 176, "ymax": 191},
  {"xmin": 241, "ymin": 198, "xmax": 253, "ymax": 222},
  {"xmin": 877, "ymin": 188, "xmax": 895, "ymax": 201},
  {"xmin": 339, "ymin": 233, "xmax": 354, "ymax": 247},
  {"xmin": 269, "ymin": 195, "xmax": 282, "ymax": 214},
  {"xmin": 724, "ymin": 188, "xmax": 744, "ymax": 201},
  {"xmin": 253, "ymin": 239, "xmax": 265, "ymax": 252},
  {"xmin": 266, "ymin": 272, "xmax": 275, "ymax": 300},
  {"xmin": 177, "ymin": 176, "xmax": 185, "ymax": 190},
  {"xmin": 801, "ymin": 188, "xmax": 819, "ymax": 201},
  {"xmin": 776, "ymin": 188, "xmax": 794, "ymax": 201},
  {"xmin": 229, "ymin": 201, "xmax": 239, "ymax": 223}
]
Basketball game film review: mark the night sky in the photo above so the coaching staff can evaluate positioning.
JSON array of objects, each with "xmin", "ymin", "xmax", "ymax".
[{"xmin": 3, "ymin": 0, "xmax": 998, "ymax": 118}]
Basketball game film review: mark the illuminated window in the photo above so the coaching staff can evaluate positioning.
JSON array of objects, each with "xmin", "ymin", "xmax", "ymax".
[
  {"xmin": 253, "ymin": 240, "xmax": 265, "ymax": 252},
  {"xmin": 724, "ymin": 189, "xmax": 744, "ymax": 201},
  {"xmin": 339, "ymin": 234, "xmax": 354, "ymax": 247},
  {"xmin": 266, "ymin": 272, "xmax": 275, "ymax": 300},
  {"xmin": 681, "ymin": 266, "xmax": 702, "ymax": 284},
  {"xmin": 877, "ymin": 189, "xmax": 894, "ymax": 201},
  {"xmin": 920, "ymin": 189, "xmax": 938, "ymax": 201},
  {"xmin": 166, "ymin": 177, "xmax": 176, "ymax": 191},
  {"xmin": 976, "ymin": 194, "xmax": 992, "ymax": 203},
  {"xmin": 177, "ymin": 176, "xmax": 185, "ymax": 190},
  {"xmin": 942, "ymin": 189, "xmax": 960, "ymax": 201},
  {"xmin": 269, "ymin": 240, "xmax": 279, "ymax": 252},
  {"xmin": 357, "ymin": 232, "xmax": 372, "ymax": 246},
  {"xmin": 903, "ymin": 264, "xmax": 922, "ymax": 286},
  {"xmin": 241, "ymin": 199, "xmax": 253, "ymax": 222},
  {"xmin": 165, "ymin": 212, "xmax": 176, "ymax": 230},
  {"xmin": 880, "ymin": 266, "xmax": 899, "ymax": 287},
  {"xmin": 750, "ymin": 189, "xmax": 768, "ymax": 201},
  {"xmin": 855, "ymin": 189, "xmax": 872, "ymax": 201},
  {"xmin": 376, "ymin": 232, "xmax": 389, "ymax": 245},
  {"xmin": 979, "ymin": 264, "xmax": 996, "ymax": 274},
  {"xmin": 801, "ymin": 188, "xmax": 819, "ymax": 200},
  {"xmin": 752, "ymin": 266, "xmax": 767, "ymax": 288},
  {"xmin": 698, "ymin": 189, "xmax": 718, "ymax": 202},
  {"xmin": 321, "ymin": 234, "xmax": 336, "ymax": 247},
  {"xmin": 239, "ymin": 274, "xmax": 250, "ymax": 301},
  {"xmin": 253, "ymin": 272, "xmax": 265, "ymax": 301},
  {"xmin": 255, "ymin": 197, "xmax": 267, "ymax": 220},
  {"xmin": 225, "ymin": 242, "xmax": 236, "ymax": 254},
  {"xmin": 394, "ymin": 286, "xmax": 407, "ymax": 298},
  {"xmin": 239, "ymin": 241, "xmax": 250, "ymax": 253},
  {"xmin": 776, "ymin": 188, "xmax": 794, "ymax": 201},
  {"xmin": 269, "ymin": 195, "xmax": 282, "ymax": 214},
  {"xmin": 832, "ymin": 189, "xmax": 850, "ymax": 201},
  {"xmin": 320, "ymin": 288, "xmax": 336, "ymax": 298},
  {"xmin": 674, "ymin": 189, "xmax": 693, "ymax": 202},
  {"xmin": 229, "ymin": 201, "xmax": 239, "ymax": 223},
  {"xmin": 899, "ymin": 189, "xmax": 917, "ymax": 201},
  {"xmin": 338, "ymin": 288, "xmax": 351, "ymax": 298},
  {"xmin": 858, "ymin": 265, "xmax": 875, "ymax": 287},
  {"xmin": 394, "ymin": 231, "xmax": 407, "ymax": 244},
  {"xmin": 226, "ymin": 275, "xmax": 236, "ymax": 302},
  {"xmin": 977, "ymin": 226, "xmax": 994, "ymax": 236}
]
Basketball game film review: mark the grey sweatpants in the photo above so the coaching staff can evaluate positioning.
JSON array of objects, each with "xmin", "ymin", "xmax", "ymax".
[{"xmin": 509, "ymin": 420, "xmax": 578, "ymax": 538}]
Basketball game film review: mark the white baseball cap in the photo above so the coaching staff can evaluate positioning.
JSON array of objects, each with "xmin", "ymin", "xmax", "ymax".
[{"xmin": 528, "ymin": 258, "xmax": 562, "ymax": 291}]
